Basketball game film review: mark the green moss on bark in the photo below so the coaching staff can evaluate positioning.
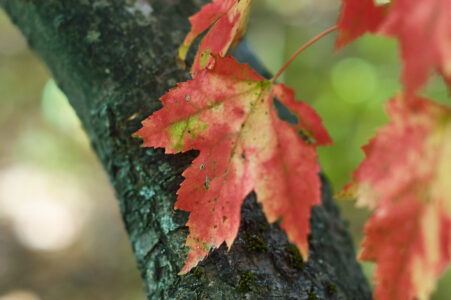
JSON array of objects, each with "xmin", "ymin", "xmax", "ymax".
[
  {"xmin": 237, "ymin": 272, "xmax": 256, "ymax": 293},
  {"xmin": 243, "ymin": 231, "xmax": 268, "ymax": 253},
  {"xmin": 285, "ymin": 244, "xmax": 305, "ymax": 270}
]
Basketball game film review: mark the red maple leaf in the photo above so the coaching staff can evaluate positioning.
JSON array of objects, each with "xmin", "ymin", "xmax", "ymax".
[
  {"xmin": 136, "ymin": 56, "xmax": 331, "ymax": 274},
  {"xmin": 342, "ymin": 96, "xmax": 451, "ymax": 299},
  {"xmin": 336, "ymin": 0, "xmax": 451, "ymax": 94},
  {"xmin": 380, "ymin": 0, "xmax": 451, "ymax": 95},
  {"xmin": 335, "ymin": 0, "xmax": 388, "ymax": 49},
  {"xmin": 178, "ymin": 0, "xmax": 252, "ymax": 72}
]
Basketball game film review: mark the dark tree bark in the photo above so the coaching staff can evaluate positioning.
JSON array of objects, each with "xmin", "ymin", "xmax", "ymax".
[{"xmin": 1, "ymin": 1, "xmax": 371, "ymax": 299}]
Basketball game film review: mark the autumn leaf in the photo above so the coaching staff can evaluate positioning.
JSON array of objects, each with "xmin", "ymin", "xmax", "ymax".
[
  {"xmin": 136, "ymin": 56, "xmax": 331, "ymax": 274},
  {"xmin": 178, "ymin": 0, "xmax": 252, "ymax": 72},
  {"xmin": 343, "ymin": 96, "xmax": 451, "ymax": 300},
  {"xmin": 336, "ymin": 0, "xmax": 451, "ymax": 94},
  {"xmin": 335, "ymin": 0, "xmax": 388, "ymax": 49},
  {"xmin": 380, "ymin": 0, "xmax": 451, "ymax": 95}
]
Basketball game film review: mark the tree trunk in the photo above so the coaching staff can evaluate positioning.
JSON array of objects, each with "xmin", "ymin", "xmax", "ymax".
[{"xmin": 1, "ymin": 1, "xmax": 371, "ymax": 299}]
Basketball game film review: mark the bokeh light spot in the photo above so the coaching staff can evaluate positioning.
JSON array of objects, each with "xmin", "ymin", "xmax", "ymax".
[
  {"xmin": 41, "ymin": 78, "xmax": 80, "ymax": 133},
  {"xmin": 0, "ymin": 165, "xmax": 90, "ymax": 251},
  {"xmin": 0, "ymin": 290, "xmax": 41, "ymax": 300},
  {"xmin": 331, "ymin": 57, "xmax": 378, "ymax": 103}
]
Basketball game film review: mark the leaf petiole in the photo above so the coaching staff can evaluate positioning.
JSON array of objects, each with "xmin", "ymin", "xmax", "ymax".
[{"xmin": 271, "ymin": 25, "xmax": 338, "ymax": 83}]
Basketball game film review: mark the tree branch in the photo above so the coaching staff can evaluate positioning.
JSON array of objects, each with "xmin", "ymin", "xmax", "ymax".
[{"xmin": 1, "ymin": 0, "xmax": 371, "ymax": 298}]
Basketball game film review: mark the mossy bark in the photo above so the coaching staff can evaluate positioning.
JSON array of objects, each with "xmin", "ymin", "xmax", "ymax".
[{"xmin": 1, "ymin": 1, "xmax": 372, "ymax": 299}]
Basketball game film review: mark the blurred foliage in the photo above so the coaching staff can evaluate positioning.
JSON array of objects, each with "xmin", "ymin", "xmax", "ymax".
[{"xmin": 0, "ymin": 1, "xmax": 449, "ymax": 299}]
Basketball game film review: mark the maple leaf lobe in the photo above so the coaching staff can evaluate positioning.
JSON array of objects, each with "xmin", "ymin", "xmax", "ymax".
[
  {"xmin": 178, "ymin": 0, "xmax": 252, "ymax": 72},
  {"xmin": 336, "ymin": 0, "xmax": 451, "ymax": 94},
  {"xmin": 380, "ymin": 0, "xmax": 451, "ymax": 94},
  {"xmin": 335, "ymin": 0, "xmax": 388, "ymax": 49}
]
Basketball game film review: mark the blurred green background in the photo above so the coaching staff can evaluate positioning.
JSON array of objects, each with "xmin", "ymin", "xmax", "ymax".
[{"xmin": 0, "ymin": 1, "xmax": 449, "ymax": 299}]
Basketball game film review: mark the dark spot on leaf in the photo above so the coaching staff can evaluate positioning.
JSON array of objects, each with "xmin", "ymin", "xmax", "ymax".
[
  {"xmin": 204, "ymin": 175, "xmax": 210, "ymax": 190},
  {"xmin": 297, "ymin": 128, "xmax": 316, "ymax": 144}
]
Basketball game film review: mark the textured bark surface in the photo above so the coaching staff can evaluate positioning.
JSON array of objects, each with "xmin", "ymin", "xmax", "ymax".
[{"xmin": 1, "ymin": 1, "xmax": 371, "ymax": 299}]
